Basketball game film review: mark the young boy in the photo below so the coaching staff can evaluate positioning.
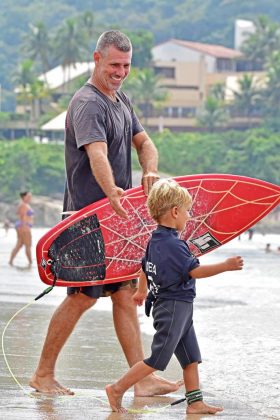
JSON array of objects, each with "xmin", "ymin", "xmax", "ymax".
[{"xmin": 106, "ymin": 179, "xmax": 244, "ymax": 414}]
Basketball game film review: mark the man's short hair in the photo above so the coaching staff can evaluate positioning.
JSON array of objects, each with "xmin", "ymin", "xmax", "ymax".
[
  {"xmin": 147, "ymin": 179, "xmax": 192, "ymax": 222},
  {"xmin": 96, "ymin": 30, "xmax": 132, "ymax": 54}
]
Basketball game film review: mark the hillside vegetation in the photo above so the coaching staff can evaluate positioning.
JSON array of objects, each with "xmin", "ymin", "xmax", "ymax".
[
  {"xmin": 2, "ymin": 0, "xmax": 280, "ymax": 91},
  {"xmin": 1, "ymin": 129, "xmax": 279, "ymax": 201}
]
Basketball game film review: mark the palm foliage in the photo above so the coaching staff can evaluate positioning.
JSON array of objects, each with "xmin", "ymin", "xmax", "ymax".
[{"xmin": 241, "ymin": 16, "xmax": 280, "ymax": 68}]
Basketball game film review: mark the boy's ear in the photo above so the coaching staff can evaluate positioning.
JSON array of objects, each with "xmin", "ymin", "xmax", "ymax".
[{"xmin": 171, "ymin": 206, "xmax": 178, "ymax": 218}]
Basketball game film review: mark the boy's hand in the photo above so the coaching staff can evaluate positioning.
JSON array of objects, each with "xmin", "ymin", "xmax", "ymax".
[
  {"xmin": 225, "ymin": 256, "xmax": 244, "ymax": 271},
  {"xmin": 132, "ymin": 291, "xmax": 147, "ymax": 306}
]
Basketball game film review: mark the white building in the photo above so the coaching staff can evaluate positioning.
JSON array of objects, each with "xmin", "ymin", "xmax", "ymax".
[{"xmin": 234, "ymin": 19, "xmax": 256, "ymax": 50}]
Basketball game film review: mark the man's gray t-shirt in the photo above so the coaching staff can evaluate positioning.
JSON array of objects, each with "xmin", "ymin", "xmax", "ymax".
[{"xmin": 63, "ymin": 83, "xmax": 144, "ymax": 211}]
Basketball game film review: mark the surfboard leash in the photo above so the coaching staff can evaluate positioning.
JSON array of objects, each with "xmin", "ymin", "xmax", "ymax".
[
  {"xmin": 4, "ymin": 310, "xmax": 278, "ymax": 419},
  {"xmin": 1, "ymin": 300, "xmax": 37, "ymax": 398},
  {"xmin": 34, "ymin": 273, "xmax": 57, "ymax": 301},
  {"xmin": 1, "ymin": 280, "xmax": 186, "ymax": 414},
  {"xmin": 1, "ymin": 277, "xmax": 59, "ymax": 399},
  {"xmin": 3, "ymin": 280, "xmax": 280, "ymax": 418}
]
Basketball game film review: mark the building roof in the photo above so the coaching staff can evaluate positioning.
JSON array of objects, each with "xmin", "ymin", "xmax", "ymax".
[
  {"xmin": 162, "ymin": 39, "xmax": 243, "ymax": 59},
  {"xmin": 38, "ymin": 62, "xmax": 94, "ymax": 90},
  {"xmin": 41, "ymin": 110, "xmax": 67, "ymax": 131}
]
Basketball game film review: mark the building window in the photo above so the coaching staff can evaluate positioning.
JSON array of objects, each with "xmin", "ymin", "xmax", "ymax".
[
  {"xmin": 216, "ymin": 58, "xmax": 235, "ymax": 72},
  {"xmin": 154, "ymin": 67, "xmax": 175, "ymax": 79},
  {"xmin": 161, "ymin": 107, "xmax": 196, "ymax": 118}
]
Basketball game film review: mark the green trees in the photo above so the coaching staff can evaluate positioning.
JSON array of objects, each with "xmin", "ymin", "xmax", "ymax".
[
  {"xmin": 197, "ymin": 85, "xmax": 229, "ymax": 131},
  {"xmin": 80, "ymin": 11, "xmax": 96, "ymax": 53},
  {"xmin": 241, "ymin": 16, "xmax": 280, "ymax": 69},
  {"xmin": 0, "ymin": 139, "xmax": 65, "ymax": 200},
  {"xmin": 13, "ymin": 60, "xmax": 36, "ymax": 90},
  {"xmin": 231, "ymin": 74, "xmax": 262, "ymax": 119},
  {"xmin": 264, "ymin": 52, "xmax": 280, "ymax": 114},
  {"xmin": 54, "ymin": 18, "xmax": 86, "ymax": 85},
  {"xmin": 124, "ymin": 68, "xmax": 168, "ymax": 123},
  {"xmin": 126, "ymin": 30, "xmax": 153, "ymax": 68},
  {"xmin": 12, "ymin": 60, "xmax": 50, "ymax": 129},
  {"xmin": 150, "ymin": 129, "xmax": 280, "ymax": 185},
  {"xmin": 1, "ymin": 128, "xmax": 279, "ymax": 201},
  {"xmin": 23, "ymin": 22, "xmax": 51, "ymax": 76}
]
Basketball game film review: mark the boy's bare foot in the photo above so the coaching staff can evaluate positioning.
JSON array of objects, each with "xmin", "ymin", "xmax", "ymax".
[
  {"xmin": 187, "ymin": 400, "xmax": 223, "ymax": 415},
  {"xmin": 134, "ymin": 373, "xmax": 183, "ymax": 396},
  {"xmin": 29, "ymin": 374, "xmax": 74, "ymax": 395},
  {"xmin": 106, "ymin": 384, "xmax": 127, "ymax": 413}
]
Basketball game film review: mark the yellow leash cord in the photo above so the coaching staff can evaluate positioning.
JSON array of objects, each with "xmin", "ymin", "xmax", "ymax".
[
  {"xmin": 1, "ymin": 295, "xmax": 175, "ymax": 414},
  {"xmin": 1, "ymin": 300, "xmax": 37, "ymax": 398}
]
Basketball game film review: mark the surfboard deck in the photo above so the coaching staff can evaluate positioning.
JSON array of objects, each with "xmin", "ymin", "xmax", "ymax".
[{"xmin": 36, "ymin": 174, "xmax": 280, "ymax": 287}]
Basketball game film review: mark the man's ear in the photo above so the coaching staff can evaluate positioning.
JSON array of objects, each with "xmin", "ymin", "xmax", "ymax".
[{"xmin": 93, "ymin": 51, "xmax": 100, "ymax": 63}]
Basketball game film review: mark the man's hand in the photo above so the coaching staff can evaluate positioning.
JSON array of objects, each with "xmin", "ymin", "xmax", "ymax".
[
  {"xmin": 142, "ymin": 172, "xmax": 160, "ymax": 195},
  {"xmin": 108, "ymin": 187, "xmax": 128, "ymax": 219},
  {"xmin": 132, "ymin": 290, "xmax": 147, "ymax": 306}
]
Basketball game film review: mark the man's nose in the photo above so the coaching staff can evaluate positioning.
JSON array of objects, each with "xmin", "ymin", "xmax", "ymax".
[{"xmin": 116, "ymin": 66, "xmax": 127, "ymax": 78}]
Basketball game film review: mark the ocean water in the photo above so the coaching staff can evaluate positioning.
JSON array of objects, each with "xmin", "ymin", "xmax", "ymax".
[{"xmin": 0, "ymin": 227, "xmax": 279, "ymax": 419}]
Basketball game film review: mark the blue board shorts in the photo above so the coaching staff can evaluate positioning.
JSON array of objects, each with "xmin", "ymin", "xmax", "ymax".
[
  {"xmin": 144, "ymin": 299, "xmax": 201, "ymax": 371},
  {"xmin": 67, "ymin": 279, "xmax": 138, "ymax": 299}
]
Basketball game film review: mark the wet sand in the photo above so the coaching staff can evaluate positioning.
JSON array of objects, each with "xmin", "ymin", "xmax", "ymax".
[{"xmin": 1, "ymin": 228, "xmax": 280, "ymax": 419}]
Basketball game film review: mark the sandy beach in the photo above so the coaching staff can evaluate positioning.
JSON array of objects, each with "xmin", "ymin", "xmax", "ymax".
[{"xmin": 1, "ymin": 227, "xmax": 280, "ymax": 419}]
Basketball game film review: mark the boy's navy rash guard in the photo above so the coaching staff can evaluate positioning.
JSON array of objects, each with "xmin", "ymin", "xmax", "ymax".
[{"xmin": 142, "ymin": 225, "xmax": 200, "ymax": 302}]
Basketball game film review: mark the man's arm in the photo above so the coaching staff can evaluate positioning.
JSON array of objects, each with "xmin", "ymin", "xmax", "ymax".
[
  {"xmin": 84, "ymin": 142, "xmax": 127, "ymax": 218},
  {"xmin": 133, "ymin": 131, "xmax": 160, "ymax": 195}
]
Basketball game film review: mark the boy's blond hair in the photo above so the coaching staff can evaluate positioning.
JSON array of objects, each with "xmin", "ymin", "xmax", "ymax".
[{"xmin": 147, "ymin": 179, "xmax": 192, "ymax": 222}]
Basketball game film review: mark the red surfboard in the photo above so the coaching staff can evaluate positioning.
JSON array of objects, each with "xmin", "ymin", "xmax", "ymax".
[{"xmin": 36, "ymin": 174, "xmax": 280, "ymax": 287}]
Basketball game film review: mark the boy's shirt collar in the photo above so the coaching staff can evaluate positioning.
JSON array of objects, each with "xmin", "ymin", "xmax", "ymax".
[{"xmin": 157, "ymin": 225, "xmax": 178, "ymax": 234}]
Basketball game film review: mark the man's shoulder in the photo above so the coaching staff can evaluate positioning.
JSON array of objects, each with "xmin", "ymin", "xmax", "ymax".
[
  {"xmin": 78, "ymin": 83, "xmax": 99, "ymax": 99},
  {"xmin": 69, "ymin": 84, "xmax": 107, "ymax": 113}
]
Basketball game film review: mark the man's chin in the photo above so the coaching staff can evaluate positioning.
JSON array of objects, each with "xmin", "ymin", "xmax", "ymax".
[{"xmin": 110, "ymin": 81, "xmax": 123, "ymax": 90}]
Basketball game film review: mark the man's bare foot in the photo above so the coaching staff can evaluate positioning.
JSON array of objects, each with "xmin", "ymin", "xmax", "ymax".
[
  {"xmin": 154, "ymin": 374, "xmax": 184, "ymax": 388},
  {"xmin": 105, "ymin": 384, "xmax": 127, "ymax": 413},
  {"xmin": 134, "ymin": 373, "xmax": 183, "ymax": 397},
  {"xmin": 29, "ymin": 374, "xmax": 74, "ymax": 395},
  {"xmin": 187, "ymin": 400, "xmax": 223, "ymax": 415}
]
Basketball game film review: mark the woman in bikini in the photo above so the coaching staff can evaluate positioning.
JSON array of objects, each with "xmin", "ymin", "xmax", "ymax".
[{"xmin": 9, "ymin": 191, "xmax": 34, "ymax": 267}]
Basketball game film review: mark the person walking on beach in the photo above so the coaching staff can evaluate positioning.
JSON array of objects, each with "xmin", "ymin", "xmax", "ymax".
[
  {"xmin": 3, "ymin": 219, "xmax": 10, "ymax": 236},
  {"xmin": 9, "ymin": 191, "xmax": 34, "ymax": 267},
  {"xmin": 106, "ymin": 179, "xmax": 244, "ymax": 414},
  {"xmin": 30, "ymin": 30, "xmax": 181, "ymax": 396}
]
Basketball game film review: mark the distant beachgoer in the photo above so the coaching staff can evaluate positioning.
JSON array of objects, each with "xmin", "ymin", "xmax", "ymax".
[
  {"xmin": 3, "ymin": 219, "xmax": 10, "ymax": 236},
  {"xmin": 247, "ymin": 228, "xmax": 254, "ymax": 240},
  {"xmin": 265, "ymin": 243, "xmax": 271, "ymax": 253},
  {"xmin": 9, "ymin": 191, "xmax": 34, "ymax": 267},
  {"xmin": 106, "ymin": 179, "xmax": 244, "ymax": 414}
]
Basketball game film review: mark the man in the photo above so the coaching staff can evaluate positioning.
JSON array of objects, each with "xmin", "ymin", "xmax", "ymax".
[{"xmin": 30, "ymin": 30, "xmax": 181, "ymax": 396}]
